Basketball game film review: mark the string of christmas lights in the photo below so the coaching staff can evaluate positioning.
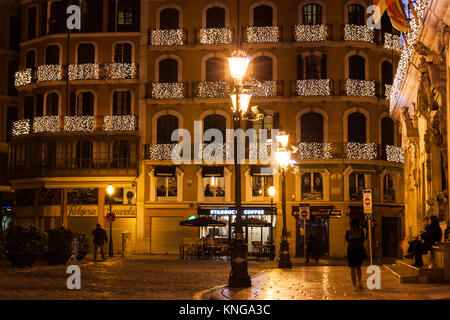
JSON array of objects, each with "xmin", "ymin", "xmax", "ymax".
[
  {"xmin": 385, "ymin": 84, "xmax": 392, "ymax": 100},
  {"xmin": 68, "ymin": 64, "xmax": 100, "ymax": 80},
  {"xmin": 245, "ymin": 26, "xmax": 280, "ymax": 43},
  {"xmin": 33, "ymin": 116, "xmax": 60, "ymax": 133},
  {"xmin": 150, "ymin": 29, "xmax": 184, "ymax": 46},
  {"xmin": 37, "ymin": 65, "xmax": 62, "ymax": 82},
  {"xmin": 294, "ymin": 24, "xmax": 328, "ymax": 42},
  {"xmin": 386, "ymin": 145, "xmax": 404, "ymax": 163},
  {"xmin": 346, "ymin": 79, "xmax": 376, "ymax": 97},
  {"xmin": 253, "ymin": 81, "xmax": 277, "ymax": 97},
  {"xmin": 346, "ymin": 142, "xmax": 378, "ymax": 160},
  {"xmin": 14, "ymin": 69, "xmax": 32, "ymax": 87},
  {"xmin": 200, "ymin": 28, "xmax": 233, "ymax": 44},
  {"xmin": 384, "ymin": 33, "xmax": 402, "ymax": 52},
  {"xmin": 197, "ymin": 81, "xmax": 228, "ymax": 98},
  {"xmin": 344, "ymin": 24, "xmax": 374, "ymax": 42},
  {"xmin": 298, "ymin": 142, "xmax": 333, "ymax": 159},
  {"xmin": 63, "ymin": 116, "xmax": 95, "ymax": 132},
  {"xmin": 12, "ymin": 119, "xmax": 30, "ymax": 136},
  {"xmin": 145, "ymin": 144, "xmax": 182, "ymax": 160},
  {"xmin": 296, "ymin": 80, "xmax": 331, "ymax": 96},
  {"xmin": 103, "ymin": 115, "xmax": 136, "ymax": 131},
  {"xmin": 152, "ymin": 83, "xmax": 184, "ymax": 99},
  {"xmin": 104, "ymin": 63, "xmax": 138, "ymax": 79},
  {"xmin": 197, "ymin": 143, "xmax": 232, "ymax": 161}
]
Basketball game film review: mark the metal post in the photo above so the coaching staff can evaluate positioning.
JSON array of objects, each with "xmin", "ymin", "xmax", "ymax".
[
  {"xmin": 270, "ymin": 197, "xmax": 274, "ymax": 260},
  {"xmin": 278, "ymin": 168, "xmax": 292, "ymax": 268},
  {"xmin": 368, "ymin": 219, "xmax": 373, "ymax": 265},
  {"xmin": 109, "ymin": 199, "xmax": 113, "ymax": 257}
]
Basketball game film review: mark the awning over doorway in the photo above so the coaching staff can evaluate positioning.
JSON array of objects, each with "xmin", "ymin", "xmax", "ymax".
[
  {"xmin": 154, "ymin": 166, "xmax": 176, "ymax": 177},
  {"xmin": 202, "ymin": 166, "xmax": 224, "ymax": 177},
  {"xmin": 250, "ymin": 165, "xmax": 273, "ymax": 176}
]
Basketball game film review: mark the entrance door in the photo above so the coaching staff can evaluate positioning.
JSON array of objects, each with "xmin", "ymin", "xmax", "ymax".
[
  {"xmin": 150, "ymin": 217, "xmax": 184, "ymax": 254},
  {"xmin": 382, "ymin": 217, "xmax": 400, "ymax": 257},
  {"xmin": 296, "ymin": 215, "xmax": 329, "ymax": 258}
]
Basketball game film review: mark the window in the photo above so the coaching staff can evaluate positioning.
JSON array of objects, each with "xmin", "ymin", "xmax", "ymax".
[
  {"xmin": 114, "ymin": 43, "xmax": 132, "ymax": 63},
  {"xmin": 348, "ymin": 4, "xmax": 365, "ymax": 25},
  {"xmin": 48, "ymin": 1, "xmax": 66, "ymax": 34},
  {"xmin": 36, "ymin": 94, "xmax": 43, "ymax": 116},
  {"xmin": 202, "ymin": 167, "xmax": 225, "ymax": 198},
  {"xmin": 348, "ymin": 112, "xmax": 366, "ymax": 143},
  {"xmin": 24, "ymin": 96, "xmax": 34, "ymax": 119},
  {"xmin": 252, "ymin": 56, "xmax": 273, "ymax": 81},
  {"xmin": 6, "ymin": 107, "xmax": 18, "ymax": 142},
  {"xmin": 160, "ymin": 8, "xmax": 179, "ymax": 29},
  {"xmin": 382, "ymin": 61, "xmax": 393, "ymax": 87},
  {"xmin": 253, "ymin": 5, "xmax": 273, "ymax": 27},
  {"xmin": 301, "ymin": 172, "xmax": 323, "ymax": 200},
  {"xmin": 349, "ymin": 55, "xmax": 365, "ymax": 80},
  {"xmin": 77, "ymin": 44, "xmax": 95, "ymax": 64},
  {"xmin": 349, "ymin": 173, "xmax": 365, "ymax": 200},
  {"xmin": 43, "ymin": 141, "xmax": 56, "ymax": 169},
  {"xmin": 45, "ymin": 45, "xmax": 60, "ymax": 65},
  {"xmin": 70, "ymin": 92, "xmax": 94, "ymax": 116},
  {"xmin": 159, "ymin": 58, "xmax": 178, "ymax": 83},
  {"xmin": 381, "ymin": 117, "xmax": 394, "ymax": 159},
  {"xmin": 203, "ymin": 114, "xmax": 226, "ymax": 142},
  {"xmin": 109, "ymin": 0, "xmax": 140, "ymax": 32},
  {"xmin": 206, "ymin": 7, "xmax": 226, "ymax": 28},
  {"xmin": 304, "ymin": 56, "xmax": 321, "ymax": 79},
  {"xmin": 383, "ymin": 174, "xmax": 395, "ymax": 202},
  {"xmin": 298, "ymin": 55, "xmax": 327, "ymax": 79},
  {"xmin": 112, "ymin": 141, "xmax": 130, "ymax": 168},
  {"xmin": 7, "ymin": 61, "xmax": 19, "ymax": 96},
  {"xmin": 303, "ymin": 4, "xmax": 322, "ymax": 25},
  {"xmin": 46, "ymin": 93, "xmax": 59, "ymax": 116},
  {"xmin": 251, "ymin": 167, "xmax": 273, "ymax": 197},
  {"xmin": 27, "ymin": 7, "xmax": 37, "ymax": 40},
  {"xmin": 113, "ymin": 91, "xmax": 131, "ymax": 115},
  {"xmin": 381, "ymin": 12, "xmax": 392, "ymax": 34},
  {"xmin": 251, "ymin": 114, "xmax": 275, "ymax": 140},
  {"xmin": 205, "ymin": 58, "xmax": 225, "ymax": 81},
  {"xmin": 80, "ymin": 0, "xmax": 103, "ymax": 33},
  {"xmin": 75, "ymin": 141, "xmax": 93, "ymax": 169},
  {"xmin": 9, "ymin": 17, "xmax": 21, "ymax": 51},
  {"xmin": 301, "ymin": 113, "xmax": 324, "ymax": 143},
  {"xmin": 155, "ymin": 166, "xmax": 177, "ymax": 197},
  {"xmin": 157, "ymin": 115, "xmax": 178, "ymax": 144},
  {"xmin": 26, "ymin": 50, "xmax": 36, "ymax": 69}
]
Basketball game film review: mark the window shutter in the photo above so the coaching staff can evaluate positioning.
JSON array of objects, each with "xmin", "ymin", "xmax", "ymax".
[{"xmin": 321, "ymin": 54, "xmax": 327, "ymax": 79}]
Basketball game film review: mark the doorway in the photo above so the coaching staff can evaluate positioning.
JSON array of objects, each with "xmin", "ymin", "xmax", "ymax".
[
  {"xmin": 381, "ymin": 216, "xmax": 400, "ymax": 257},
  {"xmin": 296, "ymin": 215, "xmax": 329, "ymax": 258}
]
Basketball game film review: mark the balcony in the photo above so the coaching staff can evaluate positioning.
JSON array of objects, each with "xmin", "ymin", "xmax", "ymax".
[
  {"xmin": 294, "ymin": 24, "xmax": 329, "ymax": 42},
  {"xmin": 385, "ymin": 145, "xmax": 404, "ymax": 163},
  {"xmin": 149, "ymin": 82, "xmax": 187, "ymax": 99},
  {"xmin": 252, "ymin": 80, "xmax": 283, "ymax": 98},
  {"xmin": 68, "ymin": 64, "xmax": 100, "ymax": 80},
  {"xmin": 343, "ymin": 24, "xmax": 374, "ymax": 43},
  {"xmin": 194, "ymin": 81, "xmax": 228, "ymax": 98},
  {"xmin": 294, "ymin": 79, "xmax": 332, "ymax": 96},
  {"xmin": 103, "ymin": 115, "xmax": 137, "ymax": 131},
  {"xmin": 63, "ymin": 116, "xmax": 95, "ymax": 132},
  {"xmin": 346, "ymin": 142, "xmax": 378, "ymax": 160},
  {"xmin": 144, "ymin": 144, "xmax": 183, "ymax": 161},
  {"xmin": 244, "ymin": 26, "xmax": 280, "ymax": 43},
  {"xmin": 198, "ymin": 28, "xmax": 233, "ymax": 44},
  {"xmin": 33, "ymin": 116, "xmax": 60, "ymax": 133},
  {"xmin": 37, "ymin": 65, "xmax": 63, "ymax": 82},
  {"xmin": 384, "ymin": 33, "xmax": 402, "ymax": 52},
  {"xmin": 298, "ymin": 142, "xmax": 333, "ymax": 160},
  {"xmin": 14, "ymin": 69, "xmax": 32, "ymax": 87},
  {"xmin": 12, "ymin": 119, "xmax": 30, "ymax": 136},
  {"xmin": 149, "ymin": 29, "xmax": 186, "ymax": 46},
  {"xmin": 104, "ymin": 63, "xmax": 138, "ymax": 79},
  {"xmin": 344, "ymin": 79, "xmax": 376, "ymax": 97},
  {"xmin": 196, "ymin": 143, "xmax": 232, "ymax": 162}
]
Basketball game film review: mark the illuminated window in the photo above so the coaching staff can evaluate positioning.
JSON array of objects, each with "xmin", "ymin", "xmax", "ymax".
[
  {"xmin": 348, "ymin": 4, "xmax": 365, "ymax": 25},
  {"xmin": 349, "ymin": 173, "xmax": 365, "ymax": 200},
  {"xmin": 154, "ymin": 166, "xmax": 177, "ymax": 197},
  {"xmin": 301, "ymin": 172, "xmax": 323, "ymax": 200},
  {"xmin": 302, "ymin": 4, "xmax": 322, "ymax": 25}
]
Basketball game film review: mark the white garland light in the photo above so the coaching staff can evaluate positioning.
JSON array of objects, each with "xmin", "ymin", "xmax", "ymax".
[
  {"xmin": 384, "ymin": 33, "xmax": 402, "ymax": 52},
  {"xmin": 63, "ymin": 116, "xmax": 95, "ymax": 132},
  {"xmin": 197, "ymin": 81, "xmax": 228, "ymax": 98},
  {"xmin": 145, "ymin": 144, "xmax": 182, "ymax": 161},
  {"xmin": 386, "ymin": 145, "xmax": 404, "ymax": 163},
  {"xmin": 299, "ymin": 142, "xmax": 333, "ymax": 159},
  {"xmin": 245, "ymin": 26, "xmax": 280, "ymax": 43},
  {"xmin": 104, "ymin": 63, "xmax": 138, "ymax": 79},
  {"xmin": 253, "ymin": 81, "xmax": 277, "ymax": 97},
  {"xmin": 248, "ymin": 142, "xmax": 272, "ymax": 160},
  {"xmin": 33, "ymin": 116, "xmax": 60, "ymax": 133},
  {"xmin": 346, "ymin": 79, "xmax": 376, "ymax": 97},
  {"xmin": 296, "ymin": 80, "xmax": 331, "ymax": 96},
  {"xmin": 103, "ymin": 115, "xmax": 136, "ymax": 131},
  {"xmin": 346, "ymin": 142, "xmax": 378, "ymax": 160},
  {"xmin": 200, "ymin": 28, "xmax": 233, "ymax": 44},
  {"xmin": 294, "ymin": 24, "xmax": 328, "ymax": 42},
  {"xmin": 150, "ymin": 29, "xmax": 184, "ymax": 46},
  {"xmin": 196, "ymin": 143, "xmax": 232, "ymax": 161},
  {"xmin": 14, "ymin": 69, "xmax": 32, "ymax": 87},
  {"xmin": 37, "ymin": 65, "xmax": 62, "ymax": 82},
  {"xmin": 385, "ymin": 84, "xmax": 393, "ymax": 100},
  {"xmin": 12, "ymin": 119, "xmax": 30, "ymax": 136},
  {"xmin": 68, "ymin": 64, "xmax": 100, "ymax": 80},
  {"xmin": 152, "ymin": 83, "xmax": 184, "ymax": 99},
  {"xmin": 344, "ymin": 24, "xmax": 374, "ymax": 42}
]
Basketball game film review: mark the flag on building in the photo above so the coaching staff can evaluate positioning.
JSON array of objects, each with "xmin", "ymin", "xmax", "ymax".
[{"xmin": 373, "ymin": 0, "xmax": 410, "ymax": 32}]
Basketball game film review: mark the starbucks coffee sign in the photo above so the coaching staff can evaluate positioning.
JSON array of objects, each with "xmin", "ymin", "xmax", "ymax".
[
  {"xmin": 67, "ymin": 205, "xmax": 98, "ymax": 217},
  {"xmin": 104, "ymin": 205, "xmax": 136, "ymax": 217}
]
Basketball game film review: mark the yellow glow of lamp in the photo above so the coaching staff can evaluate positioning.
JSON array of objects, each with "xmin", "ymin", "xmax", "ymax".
[
  {"xmin": 230, "ymin": 92, "xmax": 252, "ymax": 114},
  {"xmin": 106, "ymin": 184, "xmax": 114, "ymax": 196},
  {"xmin": 276, "ymin": 131, "xmax": 289, "ymax": 148},
  {"xmin": 268, "ymin": 186, "xmax": 276, "ymax": 197},
  {"xmin": 275, "ymin": 149, "xmax": 291, "ymax": 169},
  {"xmin": 227, "ymin": 50, "xmax": 251, "ymax": 81}
]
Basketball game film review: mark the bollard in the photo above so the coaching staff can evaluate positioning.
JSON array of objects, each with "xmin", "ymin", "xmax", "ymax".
[{"xmin": 122, "ymin": 231, "xmax": 132, "ymax": 258}]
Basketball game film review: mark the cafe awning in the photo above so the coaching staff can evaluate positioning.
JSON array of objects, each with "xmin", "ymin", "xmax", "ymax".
[
  {"xmin": 154, "ymin": 166, "xmax": 176, "ymax": 177},
  {"xmin": 250, "ymin": 165, "xmax": 273, "ymax": 176},
  {"xmin": 202, "ymin": 166, "xmax": 224, "ymax": 177},
  {"xmin": 231, "ymin": 217, "xmax": 271, "ymax": 227},
  {"xmin": 179, "ymin": 216, "xmax": 226, "ymax": 227}
]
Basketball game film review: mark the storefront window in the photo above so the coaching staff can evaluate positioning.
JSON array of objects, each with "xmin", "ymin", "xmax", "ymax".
[
  {"xmin": 349, "ymin": 173, "xmax": 365, "ymax": 200},
  {"xmin": 203, "ymin": 176, "xmax": 225, "ymax": 197},
  {"xmin": 156, "ymin": 176, "xmax": 177, "ymax": 197},
  {"xmin": 252, "ymin": 176, "xmax": 273, "ymax": 197},
  {"xmin": 301, "ymin": 172, "xmax": 323, "ymax": 200}
]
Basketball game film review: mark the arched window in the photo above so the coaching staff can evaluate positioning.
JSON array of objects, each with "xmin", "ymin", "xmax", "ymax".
[
  {"xmin": 206, "ymin": 7, "xmax": 226, "ymax": 28},
  {"xmin": 298, "ymin": 55, "xmax": 327, "ymax": 79},
  {"xmin": 46, "ymin": 93, "xmax": 59, "ymax": 116},
  {"xmin": 109, "ymin": 0, "xmax": 140, "ymax": 32},
  {"xmin": 382, "ymin": 61, "xmax": 393, "ymax": 86},
  {"xmin": 80, "ymin": 0, "xmax": 103, "ymax": 33},
  {"xmin": 383, "ymin": 174, "xmax": 395, "ymax": 202},
  {"xmin": 160, "ymin": 8, "xmax": 179, "ymax": 29},
  {"xmin": 113, "ymin": 91, "xmax": 131, "ymax": 115},
  {"xmin": 112, "ymin": 141, "xmax": 130, "ymax": 168},
  {"xmin": 381, "ymin": 12, "xmax": 392, "ymax": 35},
  {"xmin": 348, "ymin": 112, "xmax": 366, "ymax": 143},
  {"xmin": 75, "ymin": 141, "xmax": 93, "ymax": 168},
  {"xmin": 381, "ymin": 117, "xmax": 394, "ymax": 158},
  {"xmin": 349, "ymin": 172, "xmax": 365, "ymax": 200},
  {"xmin": 203, "ymin": 114, "xmax": 226, "ymax": 141},
  {"xmin": 348, "ymin": 4, "xmax": 365, "ymax": 25},
  {"xmin": 302, "ymin": 4, "xmax": 322, "ymax": 25},
  {"xmin": 45, "ymin": 45, "xmax": 60, "ymax": 65},
  {"xmin": 251, "ymin": 113, "xmax": 277, "ymax": 140},
  {"xmin": 205, "ymin": 58, "xmax": 225, "ymax": 81},
  {"xmin": 77, "ymin": 44, "xmax": 95, "ymax": 64},
  {"xmin": 159, "ymin": 58, "xmax": 178, "ymax": 83},
  {"xmin": 70, "ymin": 92, "xmax": 94, "ymax": 116},
  {"xmin": 252, "ymin": 56, "xmax": 273, "ymax": 81},
  {"xmin": 114, "ymin": 43, "xmax": 132, "ymax": 63},
  {"xmin": 157, "ymin": 115, "xmax": 178, "ymax": 143},
  {"xmin": 301, "ymin": 112, "xmax": 324, "ymax": 142},
  {"xmin": 349, "ymin": 55, "xmax": 365, "ymax": 80},
  {"xmin": 49, "ymin": 1, "xmax": 66, "ymax": 34},
  {"xmin": 27, "ymin": 7, "xmax": 37, "ymax": 40},
  {"xmin": 253, "ymin": 5, "xmax": 273, "ymax": 27},
  {"xmin": 25, "ymin": 50, "xmax": 36, "ymax": 69}
]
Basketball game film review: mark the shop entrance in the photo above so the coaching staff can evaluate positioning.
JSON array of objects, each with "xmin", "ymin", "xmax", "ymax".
[
  {"xmin": 296, "ymin": 215, "xmax": 329, "ymax": 258},
  {"xmin": 382, "ymin": 216, "xmax": 400, "ymax": 257}
]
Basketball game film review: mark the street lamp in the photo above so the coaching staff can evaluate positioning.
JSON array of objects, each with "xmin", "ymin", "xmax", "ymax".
[
  {"xmin": 268, "ymin": 186, "xmax": 276, "ymax": 260},
  {"xmin": 275, "ymin": 132, "xmax": 292, "ymax": 268},
  {"xmin": 106, "ymin": 184, "xmax": 114, "ymax": 257}
]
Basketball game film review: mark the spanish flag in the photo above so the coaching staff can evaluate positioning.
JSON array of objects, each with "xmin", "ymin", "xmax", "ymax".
[{"xmin": 373, "ymin": 0, "xmax": 410, "ymax": 32}]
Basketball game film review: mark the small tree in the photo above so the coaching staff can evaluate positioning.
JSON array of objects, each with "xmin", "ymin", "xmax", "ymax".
[{"xmin": 6, "ymin": 225, "xmax": 48, "ymax": 255}]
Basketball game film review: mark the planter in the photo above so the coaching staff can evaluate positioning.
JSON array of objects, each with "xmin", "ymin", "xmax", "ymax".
[
  {"xmin": 6, "ymin": 253, "xmax": 38, "ymax": 267},
  {"xmin": 45, "ymin": 253, "xmax": 72, "ymax": 265}
]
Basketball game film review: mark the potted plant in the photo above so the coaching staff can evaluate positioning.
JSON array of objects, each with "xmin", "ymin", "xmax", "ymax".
[
  {"xmin": 76, "ymin": 232, "xmax": 90, "ymax": 260},
  {"xmin": 5, "ymin": 225, "xmax": 48, "ymax": 267},
  {"xmin": 45, "ymin": 228, "xmax": 76, "ymax": 265}
]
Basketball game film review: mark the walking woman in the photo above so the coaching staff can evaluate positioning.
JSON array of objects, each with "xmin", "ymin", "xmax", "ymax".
[{"xmin": 345, "ymin": 218, "xmax": 366, "ymax": 291}]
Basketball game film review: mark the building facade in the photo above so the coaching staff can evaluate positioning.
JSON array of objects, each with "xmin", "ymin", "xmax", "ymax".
[{"xmin": 10, "ymin": 0, "xmax": 405, "ymax": 259}]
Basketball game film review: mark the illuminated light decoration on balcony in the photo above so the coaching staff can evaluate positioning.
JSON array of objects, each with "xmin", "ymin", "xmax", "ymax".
[
  {"xmin": 200, "ymin": 28, "xmax": 233, "ymax": 44},
  {"xmin": 196, "ymin": 143, "xmax": 232, "ymax": 161},
  {"xmin": 152, "ymin": 83, "xmax": 184, "ymax": 99},
  {"xmin": 296, "ymin": 79, "xmax": 331, "ymax": 96},
  {"xmin": 104, "ymin": 63, "xmax": 138, "ymax": 79},
  {"xmin": 103, "ymin": 115, "xmax": 136, "ymax": 131},
  {"xmin": 390, "ymin": 0, "xmax": 429, "ymax": 112},
  {"xmin": 14, "ymin": 69, "xmax": 32, "ymax": 87},
  {"xmin": 197, "ymin": 81, "xmax": 228, "ymax": 98},
  {"xmin": 386, "ymin": 145, "xmax": 404, "ymax": 163},
  {"xmin": 12, "ymin": 119, "xmax": 30, "ymax": 136},
  {"xmin": 385, "ymin": 84, "xmax": 393, "ymax": 100},
  {"xmin": 146, "ymin": 144, "xmax": 182, "ymax": 160},
  {"xmin": 37, "ymin": 65, "xmax": 62, "ymax": 82},
  {"xmin": 346, "ymin": 79, "xmax": 376, "ymax": 97},
  {"xmin": 68, "ymin": 64, "xmax": 100, "ymax": 80},
  {"xmin": 252, "ymin": 81, "xmax": 277, "ymax": 97},
  {"xmin": 298, "ymin": 142, "xmax": 333, "ymax": 159},
  {"xmin": 248, "ymin": 142, "xmax": 272, "ymax": 160},
  {"xmin": 245, "ymin": 26, "xmax": 280, "ymax": 43},
  {"xmin": 63, "ymin": 116, "xmax": 95, "ymax": 132},
  {"xmin": 294, "ymin": 24, "xmax": 328, "ymax": 42},
  {"xmin": 33, "ymin": 116, "xmax": 60, "ymax": 133},
  {"xmin": 150, "ymin": 29, "xmax": 183, "ymax": 46},
  {"xmin": 344, "ymin": 24, "xmax": 374, "ymax": 42},
  {"xmin": 384, "ymin": 33, "xmax": 402, "ymax": 52},
  {"xmin": 346, "ymin": 142, "xmax": 378, "ymax": 160}
]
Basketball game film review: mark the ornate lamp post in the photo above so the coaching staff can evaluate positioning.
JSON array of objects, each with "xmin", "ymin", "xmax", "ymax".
[
  {"xmin": 268, "ymin": 186, "xmax": 276, "ymax": 260},
  {"xmin": 106, "ymin": 184, "xmax": 114, "ymax": 257},
  {"xmin": 275, "ymin": 132, "xmax": 293, "ymax": 268}
]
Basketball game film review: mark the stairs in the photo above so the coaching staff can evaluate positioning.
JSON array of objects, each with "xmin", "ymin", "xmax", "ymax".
[{"xmin": 384, "ymin": 259, "xmax": 444, "ymax": 283}]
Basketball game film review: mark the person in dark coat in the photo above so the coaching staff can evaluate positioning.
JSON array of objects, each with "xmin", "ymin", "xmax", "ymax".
[
  {"xmin": 305, "ymin": 234, "xmax": 319, "ymax": 263},
  {"xmin": 345, "ymin": 218, "xmax": 366, "ymax": 291},
  {"xmin": 405, "ymin": 217, "xmax": 430, "ymax": 258},
  {"xmin": 410, "ymin": 215, "xmax": 442, "ymax": 267},
  {"xmin": 92, "ymin": 224, "xmax": 108, "ymax": 262}
]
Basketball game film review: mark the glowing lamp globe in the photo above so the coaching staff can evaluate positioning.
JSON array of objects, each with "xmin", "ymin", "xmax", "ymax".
[
  {"xmin": 227, "ymin": 50, "xmax": 251, "ymax": 81},
  {"xmin": 230, "ymin": 92, "xmax": 252, "ymax": 114},
  {"xmin": 276, "ymin": 132, "xmax": 289, "ymax": 148},
  {"xmin": 268, "ymin": 186, "xmax": 276, "ymax": 197},
  {"xmin": 106, "ymin": 184, "xmax": 114, "ymax": 196},
  {"xmin": 275, "ymin": 150, "xmax": 291, "ymax": 168}
]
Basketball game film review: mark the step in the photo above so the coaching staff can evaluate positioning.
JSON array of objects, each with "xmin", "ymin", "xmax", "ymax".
[
  {"xmin": 394, "ymin": 259, "xmax": 444, "ymax": 283},
  {"xmin": 384, "ymin": 263, "xmax": 419, "ymax": 283}
]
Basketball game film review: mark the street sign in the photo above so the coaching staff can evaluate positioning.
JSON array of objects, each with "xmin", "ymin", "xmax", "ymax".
[
  {"xmin": 363, "ymin": 189, "xmax": 372, "ymax": 216},
  {"xmin": 299, "ymin": 204, "xmax": 310, "ymax": 220},
  {"xmin": 106, "ymin": 212, "xmax": 116, "ymax": 223}
]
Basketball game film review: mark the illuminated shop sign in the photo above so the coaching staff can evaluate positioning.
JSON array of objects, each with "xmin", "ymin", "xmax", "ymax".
[{"xmin": 207, "ymin": 209, "xmax": 266, "ymax": 215}]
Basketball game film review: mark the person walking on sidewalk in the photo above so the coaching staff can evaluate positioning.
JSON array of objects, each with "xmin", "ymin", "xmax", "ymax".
[
  {"xmin": 92, "ymin": 224, "xmax": 108, "ymax": 262},
  {"xmin": 305, "ymin": 234, "xmax": 319, "ymax": 263},
  {"xmin": 345, "ymin": 218, "xmax": 366, "ymax": 291}
]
